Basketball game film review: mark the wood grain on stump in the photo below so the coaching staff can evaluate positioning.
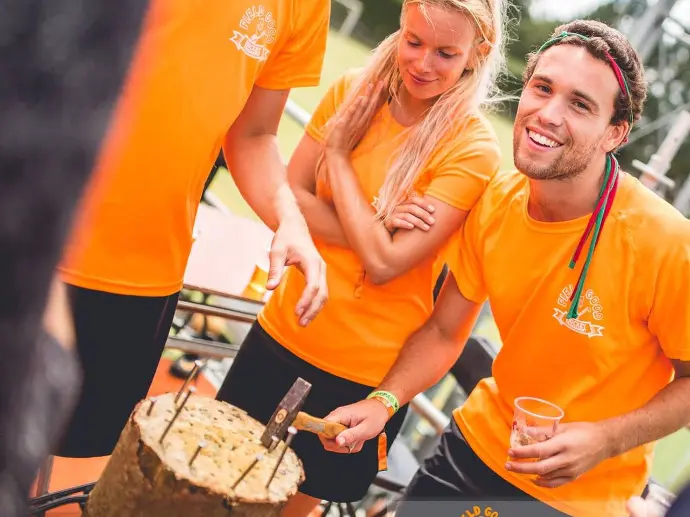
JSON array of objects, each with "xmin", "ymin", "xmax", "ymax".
[{"xmin": 83, "ymin": 392, "xmax": 304, "ymax": 517}]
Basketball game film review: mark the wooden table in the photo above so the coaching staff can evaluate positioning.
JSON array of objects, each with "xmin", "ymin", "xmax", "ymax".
[
  {"xmin": 185, "ymin": 203, "xmax": 274, "ymax": 300},
  {"xmin": 167, "ymin": 204, "xmax": 275, "ymax": 358}
]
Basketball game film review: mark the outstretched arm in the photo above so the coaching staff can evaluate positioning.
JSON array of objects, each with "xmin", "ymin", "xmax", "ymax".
[
  {"xmin": 224, "ymin": 86, "xmax": 300, "ymax": 232},
  {"xmin": 375, "ymin": 273, "xmax": 483, "ymax": 403},
  {"xmin": 319, "ymin": 274, "xmax": 483, "ymax": 453},
  {"xmin": 224, "ymin": 85, "xmax": 327, "ymax": 326}
]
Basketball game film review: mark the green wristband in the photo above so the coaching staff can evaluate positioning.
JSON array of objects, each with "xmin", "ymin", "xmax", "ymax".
[{"xmin": 367, "ymin": 390, "xmax": 400, "ymax": 413}]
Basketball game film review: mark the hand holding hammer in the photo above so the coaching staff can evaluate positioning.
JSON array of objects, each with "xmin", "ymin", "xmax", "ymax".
[{"xmin": 261, "ymin": 378, "xmax": 347, "ymax": 449}]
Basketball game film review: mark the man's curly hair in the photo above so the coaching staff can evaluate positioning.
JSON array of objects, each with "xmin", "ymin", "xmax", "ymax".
[{"xmin": 523, "ymin": 20, "xmax": 648, "ymax": 126}]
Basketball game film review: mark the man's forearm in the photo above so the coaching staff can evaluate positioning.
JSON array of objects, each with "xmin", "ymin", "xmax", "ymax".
[
  {"xmin": 292, "ymin": 187, "xmax": 351, "ymax": 248},
  {"xmin": 603, "ymin": 377, "xmax": 690, "ymax": 457},
  {"xmin": 376, "ymin": 322, "xmax": 466, "ymax": 406},
  {"xmin": 226, "ymin": 134, "xmax": 303, "ymax": 231}
]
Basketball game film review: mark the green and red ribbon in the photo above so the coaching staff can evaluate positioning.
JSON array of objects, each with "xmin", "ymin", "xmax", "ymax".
[{"xmin": 536, "ymin": 31, "xmax": 632, "ymax": 318}]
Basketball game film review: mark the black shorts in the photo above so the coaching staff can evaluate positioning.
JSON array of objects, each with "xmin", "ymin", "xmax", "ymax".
[
  {"xmin": 215, "ymin": 321, "xmax": 409, "ymax": 503},
  {"xmin": 395, "ymin": 419, "xmax": 569, "ymax": 517},
  {"xmin": 55, "ymin": 285, "xmax": 179, "ymax": 458}
]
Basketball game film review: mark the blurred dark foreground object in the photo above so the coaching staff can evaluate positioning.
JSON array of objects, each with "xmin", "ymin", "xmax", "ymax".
[{"xmin": 0, "ymin": 2, "xmax": 148, "ymax": 516}]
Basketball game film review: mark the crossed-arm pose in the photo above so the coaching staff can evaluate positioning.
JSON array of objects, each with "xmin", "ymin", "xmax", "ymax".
[
  {"xmin": 323, "ymin": 20, "xmax": 690, "ymax": 517},
  {"xmin": 215, "ymin": 1, "xmax": 508, "ymax": 515}
]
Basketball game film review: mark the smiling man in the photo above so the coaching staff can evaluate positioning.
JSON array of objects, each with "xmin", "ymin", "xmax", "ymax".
[{"xmin": 319, "ymin": 20, "xmax": 690, "ymax": 517}]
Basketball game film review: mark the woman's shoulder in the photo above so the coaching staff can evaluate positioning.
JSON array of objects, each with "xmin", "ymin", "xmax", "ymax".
[
  {"xmin": 437, "ymin": 110, "xmax": 503, "ymax": 167},
  {"xmin": 325, "ymin": 68, "xmax": 366, "ymax": 101},
  {"xmin": 454, "ymin": 110, "xmax": 500, "ymax": 147}
]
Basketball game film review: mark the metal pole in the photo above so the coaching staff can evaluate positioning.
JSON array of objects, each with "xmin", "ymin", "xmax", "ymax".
[
  {"xmin": 633, "ymin": 110, "xmax": 690, "ymax": 194},
  {"xmin": 338, "ymin": 0, "xmax": 363, "ymax": 38},
  {"xmin": 285, "ymin": 99, "xmax": 311, "ymax": 127},
  {"xmin": 626, "ymin": 0, "xmax": 680, "ymax": 64}
]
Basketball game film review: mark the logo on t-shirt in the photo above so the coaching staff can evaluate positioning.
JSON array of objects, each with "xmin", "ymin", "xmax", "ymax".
[
  {"xmin": 553, "ymin": 285, "xmax": 605, "ymax": 338},
  {"xmin": 231, "ymin": 5, "xmax": 276, "ymax": 61}
]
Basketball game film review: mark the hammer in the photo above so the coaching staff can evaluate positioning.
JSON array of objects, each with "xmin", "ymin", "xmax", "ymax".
[{"xmin": 260, "ymin": 377, "xmax": 347, "ymax": 449}]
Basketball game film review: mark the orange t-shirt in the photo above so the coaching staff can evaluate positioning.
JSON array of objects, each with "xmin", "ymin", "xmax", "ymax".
[
  {"xmin": 258, "ymin": 71, "xmax": 501, "ymax": 386},
  {"xmin": 59, "ymin": 0, "xmax": 330, "ymax": 296},
  {"xmin": 448, "ymin": 169, "xmax": 690, "ymax": 516}
]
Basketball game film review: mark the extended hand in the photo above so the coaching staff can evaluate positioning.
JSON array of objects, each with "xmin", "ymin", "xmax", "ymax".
[
  {"xmin": 505, "ymin": 422, "xmax": 612, "ymax": 488},
  {"xmin": 384, "ymin": 194, "xmax": 436, "ymax": 233},
  {"xmin": 267, "ymin": 216, "xmax": 327, "ymax": 327},
  {"xmin": 318, "ymin": 399, "xmax": 389, "ymax": 454}
]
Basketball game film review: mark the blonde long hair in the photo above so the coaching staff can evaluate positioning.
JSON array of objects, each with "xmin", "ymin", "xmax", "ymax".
[{"xmin": 317, "ymin": 0, "xmax": 511, "ymax": 220}]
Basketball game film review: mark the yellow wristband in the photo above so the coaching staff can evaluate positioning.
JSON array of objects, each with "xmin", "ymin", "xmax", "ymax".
[{"xmin": 367, "ymin": 390, "xmax": 400, "ymax": 418}]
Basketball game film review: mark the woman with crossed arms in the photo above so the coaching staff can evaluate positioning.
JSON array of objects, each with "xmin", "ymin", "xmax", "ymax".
[{"xmin": 216, "ymin": 0, "xmax": 510, "ymax": 515}]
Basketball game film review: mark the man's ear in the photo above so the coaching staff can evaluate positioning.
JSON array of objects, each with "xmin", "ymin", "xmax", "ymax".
[{"xmin": 603, "ymin": 120, "xmax": 630, "ymax": 152}]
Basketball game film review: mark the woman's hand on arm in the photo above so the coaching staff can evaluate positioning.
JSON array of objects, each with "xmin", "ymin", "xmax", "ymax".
[
  {"xmin": 383, "ymin": 195, "xmax": 437, "ymax": 233},
  {"xmin": 324, "ymin": 84, "xmax": 469, "ymax": 284},
  {"xmin": 287, "ymin": 132, "xmax": 351, "ymax": 248}
]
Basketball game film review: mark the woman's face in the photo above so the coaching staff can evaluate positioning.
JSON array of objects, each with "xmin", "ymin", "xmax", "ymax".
[{"xmin": 397, "ymin": 3, "xmax": 477, "ymax": 101}]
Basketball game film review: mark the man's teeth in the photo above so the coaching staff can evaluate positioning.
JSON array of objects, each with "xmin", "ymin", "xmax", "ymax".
[{"xmin": 528, "ymin": 130, "xmax": 561, "ymax": 148}]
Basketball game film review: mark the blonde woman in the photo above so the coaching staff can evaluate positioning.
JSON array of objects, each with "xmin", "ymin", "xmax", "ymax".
[{"xmin": 217, "ymin": 0, "xmax": 508, "ymax": 515}]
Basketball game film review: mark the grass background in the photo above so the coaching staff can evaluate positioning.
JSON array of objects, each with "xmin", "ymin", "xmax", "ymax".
[{"xmin": 207, "ymin": 29, "xmax": 690, "ymax": 493}]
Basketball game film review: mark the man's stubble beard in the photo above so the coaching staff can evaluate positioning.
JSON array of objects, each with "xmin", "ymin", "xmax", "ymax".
[{"xmin": 513, "ymin": 128, "xmax": 598, "ymax": 182}]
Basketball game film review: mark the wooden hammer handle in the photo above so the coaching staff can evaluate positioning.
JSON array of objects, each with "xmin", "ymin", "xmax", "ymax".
[{"xmin": 293, "ymin": 411, "xmax": 347, "ymax": 439}]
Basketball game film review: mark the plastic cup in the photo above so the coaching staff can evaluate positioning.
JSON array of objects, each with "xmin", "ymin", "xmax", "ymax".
[
  {"xmin": 242, "ymin": 263, "xmax": 269, "ymax": 301},
  {"xmin": 508, "ymin": 397, "xmax": 564, "ymax": 473},
  {"xmin": 645, "ymin": 483, "xmax": 675, "ymax": 517}
]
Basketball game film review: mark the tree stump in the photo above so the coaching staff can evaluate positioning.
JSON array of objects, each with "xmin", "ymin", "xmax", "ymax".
[{"xmin": 83, "ymin": 392, "xmax": 304, "ymax": 517}]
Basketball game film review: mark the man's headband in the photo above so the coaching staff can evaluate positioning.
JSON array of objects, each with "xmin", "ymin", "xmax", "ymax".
[{"xmin": 537, "ymin": 31, "xmax": 634, "ymax": 130}]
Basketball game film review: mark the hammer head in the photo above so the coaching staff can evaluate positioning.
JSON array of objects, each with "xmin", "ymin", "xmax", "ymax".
[{"xmin": 261, "ymin": 377, "xmax": 312, "ymax": 448}]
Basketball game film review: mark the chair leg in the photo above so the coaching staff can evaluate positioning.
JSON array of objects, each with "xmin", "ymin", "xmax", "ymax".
[
  {"xmin": 320, "ymin": 501, "xmax": 333, "ymax": 517},
  {"xmin": 32, "ymin": 456, "xmax": 54, "ymax": 517},
  {"xmin": 34, "ymin": 455, "xmax": 54, "ymax": 496}
]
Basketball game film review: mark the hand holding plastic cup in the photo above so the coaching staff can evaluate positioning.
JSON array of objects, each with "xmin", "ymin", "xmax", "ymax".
[
  {"xmin": 644, "ymin": 483, "xmax": 675, "ymax": 517},
  {"xmin": 508, "ymin": 397, "xmax": 564, "ymax": 469}
]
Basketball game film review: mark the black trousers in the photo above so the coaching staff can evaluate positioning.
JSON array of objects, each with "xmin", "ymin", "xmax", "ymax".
[
  {"xmin": 55, "ymin": 285, "xmax": 179, "ymax": 458},
  {"xmin": 216, "ymin": 321, "xmax": 409, "ymax": 502},
  {"xmin": 395, "ymin": 419, "xmax": 570, "ymax": 517}
]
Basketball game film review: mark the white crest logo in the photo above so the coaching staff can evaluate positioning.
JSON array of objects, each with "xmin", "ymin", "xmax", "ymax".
[
  {"xmin": 231, "ymin": 5, "xmax": 276, "ymax": 61},
  {"xmin": 553, "ymin": 285, "xmax": 605, "ymax": 338}
]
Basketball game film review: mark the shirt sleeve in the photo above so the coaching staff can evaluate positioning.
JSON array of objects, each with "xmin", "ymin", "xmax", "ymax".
[
  {"xmin": 648, "ymin": 225, "xmax": 690, "ymax": 361},
  {"xmin": 255, "ymin": 0, "xmax": 330, "ymax": 90},
  {"xmin": 424, "ymin": 117, "xmax": 502, "ymax": 212},
  {"xmin": 305, "ymin": 71, "xmax": 357, "ymax": 142},
  {"xmin": 445, "ymin": 195, "xmax": 488, "ymax": 304}
]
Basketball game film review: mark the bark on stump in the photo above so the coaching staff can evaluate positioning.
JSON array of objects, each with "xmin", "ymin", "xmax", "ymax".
[{"xmin": 83, "ymin": 392, "xmax": 304, "ymax": 517}]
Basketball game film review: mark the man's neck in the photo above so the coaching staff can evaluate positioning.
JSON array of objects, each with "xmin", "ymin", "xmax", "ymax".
[{"xmin": 527, "ymin": 156, "xmax": 608, "ymax": 222}]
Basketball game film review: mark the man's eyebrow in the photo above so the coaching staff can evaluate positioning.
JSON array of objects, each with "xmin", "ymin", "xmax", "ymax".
[
  {"xmin": 531, "ymin": 74, "xmax": 600, "ymax": 110},
  {"xmin": 531, "ymin": 74, "xmax": 552, "ymax": 84},
  {"xmin": 572, "ymin": 89, "xmax": 600, "ymax": 110}
]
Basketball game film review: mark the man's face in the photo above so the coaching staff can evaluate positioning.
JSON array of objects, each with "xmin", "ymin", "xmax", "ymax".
[{"xmin": 513, "ymin": 45, "xmax": 624, "ymax": 181}]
